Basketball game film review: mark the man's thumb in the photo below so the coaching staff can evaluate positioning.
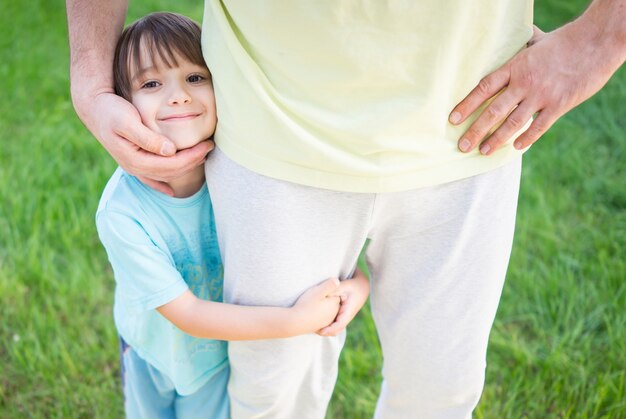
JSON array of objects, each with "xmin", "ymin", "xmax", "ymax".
[{"xmin": 131, "ymin": 123, "xmax": 176, "ymax": 156}]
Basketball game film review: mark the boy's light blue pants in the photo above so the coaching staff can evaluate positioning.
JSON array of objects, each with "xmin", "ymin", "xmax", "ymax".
[{"xmin": 120, "ymin": 339, "xmax": 230, "ymax": 419}]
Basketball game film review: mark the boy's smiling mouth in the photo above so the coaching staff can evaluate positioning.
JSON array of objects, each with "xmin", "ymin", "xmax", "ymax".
[{"xmin": 159, "ymin": 112, "xmax": 201, "ymax": 121}]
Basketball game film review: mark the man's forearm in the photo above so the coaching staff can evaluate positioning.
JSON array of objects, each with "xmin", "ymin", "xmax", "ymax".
[
  {"xmin": 577, "ymin": 0, "xmax": 626, "ymax": 67},
  {"xmin": 64, "ymin": 0, "xmax": 206, "ymax": 182},
  {"xmin": 66, "ymin": 0, "xmax": 128, "ymax": 112}
]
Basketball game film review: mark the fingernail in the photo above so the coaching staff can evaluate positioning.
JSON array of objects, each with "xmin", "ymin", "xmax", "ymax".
[
  {"xmin": 459, "ymin": 138, "xmax": 471, "ymax": 152},
  {"xmin": 480, "ymin": 144, "xmax": 491, "ymax": 155},
  {"xmin": 161, "ymin": 142, "xmax": 176, "ymax": 156},
  {"xmin": 449, "ymin": 111, "xmax": 462, "ymax": 124},
  {"xmin": 514, "ymin": 141, "xmax": 523, "ymax": 150}
]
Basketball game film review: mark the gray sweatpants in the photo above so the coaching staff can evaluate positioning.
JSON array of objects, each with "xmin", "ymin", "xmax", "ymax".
[{"xmin": 206, "ymin": 148, "xmax": 521, "ymax": 419}]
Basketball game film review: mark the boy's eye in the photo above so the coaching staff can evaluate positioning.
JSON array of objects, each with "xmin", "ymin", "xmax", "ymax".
[
  {"xmin": 141, "ymin": 80, "xmax": 160, "ymax": 89},
  {"xmin": 187, "ymin": 74, "xmax": 205, "ymax": 83}
]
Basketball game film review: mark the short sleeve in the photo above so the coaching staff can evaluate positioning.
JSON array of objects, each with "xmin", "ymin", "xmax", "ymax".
[{"xmin": 96, "ymin": 210, "xmax": 188, "ymax": 313}]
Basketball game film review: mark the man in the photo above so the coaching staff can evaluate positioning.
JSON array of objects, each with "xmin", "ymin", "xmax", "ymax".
[{"xmin": 67, "ymin": 1, "xmax": 625, "ymax": 417}]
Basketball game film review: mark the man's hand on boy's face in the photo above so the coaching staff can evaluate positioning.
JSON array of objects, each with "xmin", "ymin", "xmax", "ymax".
[
  {"xmin": 82, "ymin": 92, "xmax": 213, "ymax": 195},
  {"xmin": 317, "ymin": 268, "xmax": 370, "ymax": 337},
  {"xmin": 135, "ymin": 140, "xmax": 214, "ymax": 195}
]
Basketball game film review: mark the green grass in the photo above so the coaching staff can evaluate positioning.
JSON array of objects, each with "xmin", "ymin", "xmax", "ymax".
[{"xmin": 1, "ymin": 1, "xmax": 624, "ymax": 417}]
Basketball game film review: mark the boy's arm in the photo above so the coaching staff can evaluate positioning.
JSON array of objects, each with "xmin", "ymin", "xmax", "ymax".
[
  {"xmin": 97, "ymin": 208, "xmax": 339, "ymax": 341},
  {"xmin": 65, "ymin": 0, "xmax": 211, "ymax": 194},
  {"xmin": 157, "ymin": 278, "xmax": 341, "ymax": 340},
  {"xmin": 318, "ymin": 268, "xmax": 370, "ymax": 337}
]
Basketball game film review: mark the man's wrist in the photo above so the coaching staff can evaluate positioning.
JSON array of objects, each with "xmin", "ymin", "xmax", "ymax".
[
  {"xmin": 576, "ymin": 0, "xmax": 626, "ymax": 66},
  {"xmin": 69, "ymin": 78, "xmax": 117, "ymax": 130}
]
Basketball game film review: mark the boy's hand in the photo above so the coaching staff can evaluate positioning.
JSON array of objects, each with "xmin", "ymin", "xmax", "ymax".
[
  {"xmin": 292, "ymin": 278, "xmax": 341, "ymax": 334},
  {"xmin": 318, "ymin": 268, "xmax": 370, "ymax": 337}
]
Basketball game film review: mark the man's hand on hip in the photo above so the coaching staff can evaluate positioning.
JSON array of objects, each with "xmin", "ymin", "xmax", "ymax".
[{"xmin": 450, "ymin": 1, "xmax": 626, "ymax": 156}]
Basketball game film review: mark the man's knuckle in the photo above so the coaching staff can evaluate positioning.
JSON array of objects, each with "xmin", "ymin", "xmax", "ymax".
[
  {"xmin": 529, "ymin": 123, "xmax": 546, "ymax": 138},
  {"xmin": 467, "ymin": 126, "xmax": 483, "ymax": 140},
  {"xmin": 489, "ymin": 132, "xmax": 505, "ymax": 146},
  {"xmin": 522, "ymin": 71, "xmax": 535, "ymax": 86},
  {"xmin": 477, "ymin": 78, "xmax": 492, "ymax": 95},
  {"xmin": 555, "ymin": 92, "xmax": 575, "ymax": 110},
  {"xmin": 506, "ymin": 114, "xmax": 524, "ymax": 130},
  {"xmin": 486, "ymin": 105, "xmax": 501, "ymax": 121}
]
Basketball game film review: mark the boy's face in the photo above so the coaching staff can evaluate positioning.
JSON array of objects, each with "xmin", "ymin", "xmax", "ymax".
[{"xmin": 129, "ymin": 47, "xmax": 216, "ymax": 150}]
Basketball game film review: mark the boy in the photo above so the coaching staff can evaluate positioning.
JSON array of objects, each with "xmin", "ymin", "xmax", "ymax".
[{"xmin": 96, "ymin": 12, "xmax": 369, "ymax": 418}]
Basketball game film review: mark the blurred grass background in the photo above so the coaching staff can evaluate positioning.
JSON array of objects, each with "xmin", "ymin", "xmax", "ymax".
[{"xmin": 0, "ymin": 1, "xmax": 624, "ymax": 417}]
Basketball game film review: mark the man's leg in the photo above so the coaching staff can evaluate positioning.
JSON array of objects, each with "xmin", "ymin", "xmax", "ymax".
[
  {"xmin": 206, "ymin": 148, "xmax": 372, "ymax": 419},
  {"xmin": 367, "ymin": 159, "xmax": 522, "ymax": 418}
]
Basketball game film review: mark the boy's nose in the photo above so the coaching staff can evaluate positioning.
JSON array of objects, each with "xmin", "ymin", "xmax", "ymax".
[{"xmin": 168, "ymin": 85, "xmax": 192, "ymax": 105}]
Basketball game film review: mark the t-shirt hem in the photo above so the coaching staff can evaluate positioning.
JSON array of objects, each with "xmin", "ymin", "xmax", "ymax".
[
  {"xmin": 127, "ymin": 343, "xmax": 229, "ymax": 396},
  {"xmin": 215, "ymin": 136, "xmax": 528, "ymax": 193}
]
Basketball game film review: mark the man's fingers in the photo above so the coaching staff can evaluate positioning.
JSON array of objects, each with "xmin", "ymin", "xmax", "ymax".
[
  {"xmin": 168, "ymin": 140, "xmax": 213, "ymax": 171},
  {"xmin": 120, "ymin": 119, "xmax": 176, "ymax": 156},
  {"xmin": 126, "ymin": 140, "xmax": 212, "ymax": 181},
  {"xmin": 84, "ymin": 93, "xmax": 211, "ymax": 181},
  {"xmin": 457, "ymin": 90, "xmax": 520, "ymax": 153},
  {"xmin": 137, "ymin": 176, "xmax": 175, "ymax": 196},
  {"xmin": 514, "ymin": 110, "xmax": 558, "ymax": 150},
  {"xmin": 449, "ymin": 67, "xmax": 511, "ymax": 126},
  {"xmin": 478, "ymin": 102, "xmax": 535, "ymax": 155}
]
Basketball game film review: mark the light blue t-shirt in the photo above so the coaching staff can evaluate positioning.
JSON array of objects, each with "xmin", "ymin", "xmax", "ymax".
[{"xmin": 96, "ymin": 168, "xmax": 228, "ymax": 395}]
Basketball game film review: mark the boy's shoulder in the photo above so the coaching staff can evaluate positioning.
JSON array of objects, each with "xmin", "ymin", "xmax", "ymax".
[
  {"xmin": 95, "ymin": 168, "xmax": 213, "ymax": 237},
  {"xmin": 96, "ymin": 168, "xmax": 144, "ymax": 218},
  {"xmin": 95, "ymin": 168, "xmax": 164, "ymax": 251}
]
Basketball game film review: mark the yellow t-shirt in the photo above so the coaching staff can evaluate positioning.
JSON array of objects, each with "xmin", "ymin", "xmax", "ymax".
[{"xmin": 202, "ymin": 1, "xmax": 533, "ymax": 193}]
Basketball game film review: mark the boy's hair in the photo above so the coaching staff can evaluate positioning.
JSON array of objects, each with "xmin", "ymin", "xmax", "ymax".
[{"xmin": 113, "ymin": 12, "xmax": 206, "ymax": 101}]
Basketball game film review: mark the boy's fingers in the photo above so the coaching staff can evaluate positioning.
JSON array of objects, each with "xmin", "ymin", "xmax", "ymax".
[
  {"xmin": 318, "ymin": 277, "xmax": 340, "ymax": 295},
  {"xmin": 318, "ymin": 324, "xmax": 339, "ymax": 336},
  {"xmin": 352, "ymin": 267, "xmax": 367, "ymax": 280},
  {"xmin": 335, "ymin": 309, "xmax": 349, "ymax": 324},
  {"xmin": 319, "ymin": 310, "xmax": 351, "ymax": 336},
  {"xmin": 329, "ymin": 292, "xmax": 347, "ymax": 302},
  {"xmin": 320, "ymin": 321, "xmax": 347, "ymax": 336}
]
